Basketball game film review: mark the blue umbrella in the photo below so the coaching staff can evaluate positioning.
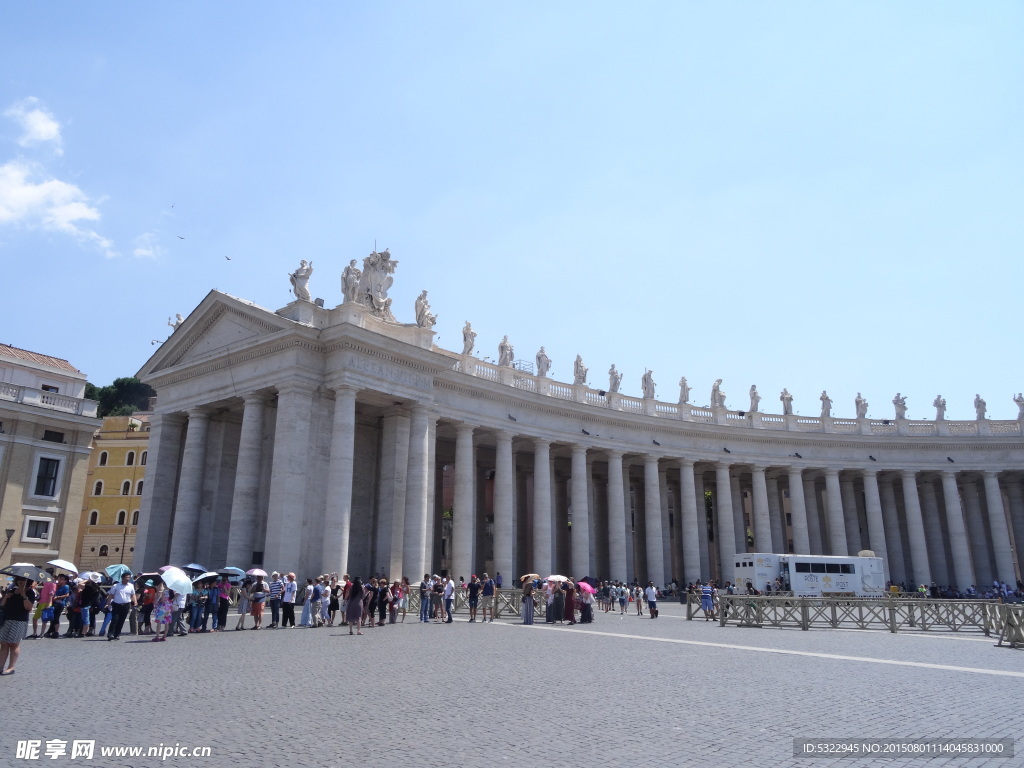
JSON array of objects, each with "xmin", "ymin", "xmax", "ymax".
[
  {"xmin": 182, "ymin": 563, "xmax": 206, "ymax": 573},
  {"xmin": 105, "ymin": 564, "xmax": 132, "ymax": 580}
]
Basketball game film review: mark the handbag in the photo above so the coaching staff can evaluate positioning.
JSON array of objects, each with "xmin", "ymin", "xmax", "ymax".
[{"xmin": 41, "ymin": 606, "xmax": 54, "ymax": 622}]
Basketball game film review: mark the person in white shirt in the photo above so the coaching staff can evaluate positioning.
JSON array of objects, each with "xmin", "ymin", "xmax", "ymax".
[
  {"xmin": 105, "ymin": 573, "xmax": 137, "ymax": 640},
  {"xmin": 644, "ymin": 582, "xmax": 659, "ymax": 619},
  {"xmin": 281, "ymin": 573, "xmax": 298, "ymax": 628},
  {"xmin": 443, "ymin": 577, "xmax": 455, "ymax": 623}
]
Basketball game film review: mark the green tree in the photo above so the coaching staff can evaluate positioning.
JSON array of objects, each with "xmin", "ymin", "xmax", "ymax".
[{"xmin": 85, "ymin": 377, "xmax": 156, "ymax": 418}]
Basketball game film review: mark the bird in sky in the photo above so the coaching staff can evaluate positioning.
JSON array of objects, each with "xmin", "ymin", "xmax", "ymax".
[
  {"xmin": 177, "ymin": 235, "xmax": 185, "ymax": 240},
  {"xmin": 225, "ymin": 256, "xmax": 231, "ymax": 260}
]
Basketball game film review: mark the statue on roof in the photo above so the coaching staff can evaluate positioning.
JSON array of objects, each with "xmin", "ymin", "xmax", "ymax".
[
  {"xmin": 357, "ymin": 249, "xmax": 398, "ymax": 321},
  {"xmin": 641, "ymin": 369, "xmax": 656, "ymax": 399},
  {"xmin": 289, "ymin": 260, "xmax": 313, "ymax": 302},
  {"xmin": 414, "ymin": 290, "xmax": 436, "ymax": 328},
  {"xmin": 341, "ymin": 259, "xmax": 361, "ymax": 303}
]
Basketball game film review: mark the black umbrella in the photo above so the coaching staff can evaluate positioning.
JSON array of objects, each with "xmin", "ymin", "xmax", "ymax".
[
  {"xmin": 1, "ymin": 565, "xmax": 53, "ymax": 583},
  {"xmin": 580, "ymin": 576, "xmax": 599, "ymax": 589}
]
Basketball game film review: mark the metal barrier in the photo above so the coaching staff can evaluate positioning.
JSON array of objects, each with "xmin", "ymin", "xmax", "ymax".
[
  {"xmin": 685, "ymin": 593, "xmax": 1003, "ymax": 635},
  {"xmin": 406, "ymin": 589, "xmax": 527, "ymax": 620}
]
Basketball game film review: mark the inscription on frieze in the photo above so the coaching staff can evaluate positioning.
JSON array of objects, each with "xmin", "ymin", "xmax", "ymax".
[{"xmin": 341, "ymin": 352, "xmax": 432, "ymax": 390}]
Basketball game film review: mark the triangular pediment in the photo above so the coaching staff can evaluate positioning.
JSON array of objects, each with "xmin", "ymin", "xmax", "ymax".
[{"xmin": 138, "ymin": 292, "xmax": 290, "ymax": 377}]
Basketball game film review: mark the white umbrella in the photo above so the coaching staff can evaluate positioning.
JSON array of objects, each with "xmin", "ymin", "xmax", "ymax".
[
  {"xmin": 160, "ymin": 566, "xmax": 193, "ymax": 596},
  {"xmin": 47, "ymin": 558, "xmax": 78, "ymax": 574},
  {"xmin": 77, "ymin": 571, "xmax": 103, "ymax": 583},
  {"xmin": 246, "ymin": 568, "xmax": 268, "ymax": 577},
  {"xmin": 545, "ymin": 575, "xmax": 569, "ymax": 582},
  {"xmin": 192, "ymin": 571, "xmax": 220, "ymax": 583}
]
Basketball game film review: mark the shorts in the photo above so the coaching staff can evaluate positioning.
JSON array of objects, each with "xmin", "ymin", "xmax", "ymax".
[
  {"xmin": 618, "ymin": 598, "xmax": 627, "ymax": 607},
  {"xmin": 33, "ymin": 602, "xmax": 51, "ymax": 620},
  {"xmin": 468, "ymin": 597, "xmax": 478, "ymax": 608}
]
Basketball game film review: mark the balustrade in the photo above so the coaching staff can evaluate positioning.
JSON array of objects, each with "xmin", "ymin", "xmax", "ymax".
[{"xmin": 0, "ymin": 382, "xmax": 97, "ymax": 417}]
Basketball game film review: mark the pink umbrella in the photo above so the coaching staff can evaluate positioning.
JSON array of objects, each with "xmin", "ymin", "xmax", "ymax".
[
  {"xmin": 246, "ymin": 568, "xmax": 268, "ymax": 577},
  {"xmin": 577, "ymin": 581, "xmax": 596, "ymax": 594}
]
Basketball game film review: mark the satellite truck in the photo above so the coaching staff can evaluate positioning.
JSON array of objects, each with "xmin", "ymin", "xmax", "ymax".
[{"xmin": 732, "ymin": 551, "xmax": 886, "ymax": 597}]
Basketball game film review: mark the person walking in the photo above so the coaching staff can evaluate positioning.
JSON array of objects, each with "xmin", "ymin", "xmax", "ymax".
[
  {"xmin": 0, "ymin": 576, "xmax": 38, "ymax": 674},
  {"xmin": 399, "ymin": 576, "xmax": 410, "ymax": 622},
  {"xmin": 281, "ymin": 573, "xmax": 297, "ymax": 628},
  {"xmin": 249, "ymin": 576, "xmax": 267, "ymax": 629},
  {"xmin": 151, "ymin": 584, "xmax": 172, "ymax": 642},
  {"xmin": 105, "ymin": 572, "xmax": 137, "ymax": 640},
  {"xmin": 234, "ymin": 579, "xmax": 251, "ymax": 631},
  {"xmin": 443, "ymin": 576, "xmax": 454, "ymax": 624},
  {"xmin": 480, "ymin": 573, "xmax": 497, "ymax": 622},
  {"xmin": 645, "ymin": 582, "xmax": 659, "ymax": 619}
]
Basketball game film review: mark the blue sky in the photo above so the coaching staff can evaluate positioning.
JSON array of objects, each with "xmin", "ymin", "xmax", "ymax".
[{"xmin": 2, "ymin": 3, "xmax": 1021, "ymax": 420}]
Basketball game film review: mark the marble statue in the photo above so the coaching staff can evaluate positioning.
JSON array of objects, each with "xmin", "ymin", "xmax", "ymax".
[
  {"xmin": 780, "ymin": 388, "xmax": 793, "ymax": 415},
  {"xmin": 356, "ymin": 249, "xmax": 398, "ymax": 320},
  {"xmin": 414, "ymin": 290, "xmax": 436, "ymax": 328},
  {"xmin": 609, "ymin": 364, "xmax": 623, "ymax": 393},
  {"xmin": 820, "ymin": 390, "xmax": 832, "ymax": 418},
  {"xmin": 168, "ymin": 313, "xmax": 184, "ymax": 330},
  {"xmin": 748, "ymin": 385, "xmax": 761, "ymax": 413},
  {"xmin": 893, "ymin": 393, "xmax": 907, "ymax": 419},
  {"xmin": 289, "ymin": 259, "xmax": 314, "ymax": 302},
  {"xmin": 933, "ymin": 395, "xmax": 946, "ymax": 421},
  {"xmin": 573, "ymin": 355, "xmax": 588, "ymax": 386},
  {"xmin": 641, "ymin": 369, "xmax": 656, "ymax": 399},
  {"xmin": 536, "ymin": 347, "xmax": 551, "ymax": 378},
  {"xmin": 498, "ymin": 336, "xmax": 514, "ymax": 367},
  {"xmin": 341, "ymin": 259, "xmax": 361, "ymax": 303},
  {"xmin": 1015, "ymin": 393, "xmax": 1024, "ymax": 419},
  {"xmin": 462, "ymin": 322, "xmax": 476, "ymax": 355},
  {"xmin": 854, "ymin": 392, "xmax": 868, "ymax": 419},
  {"xmin": 974, "ymin": 394, "xmax": 987, "ymax": 420},
  {"xmin": 678, "ymin": 377, "xmax": 691, "ymax": 404},
  {"xmin": 711, "ymin": 379, "xmax": 725, "ymax": 408}
]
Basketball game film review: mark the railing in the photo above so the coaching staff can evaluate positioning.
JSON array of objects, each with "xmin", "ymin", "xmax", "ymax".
[
  {"xmin": 585, "ymin": 391, "xmax": 609, "ymax": 407},
  {"xmin": 685, "ymin": 594, "xmax": 1004, "ymax": 634},
  {"xmin": 513, "ymin": 376, "xmax": 537, "ymax": 393},
  {"xmin": 549, "ymin": 383, "xmax": 574, "ymax": 401},
  {"xmin": 619, "ymin": 396, "xmax": 643, "ymax": 412},
  {"xmin": 406, "ymin": 589, "xmax": 527, "ymax": 620},
  {"xmin": 995, "ymin": 604, "xmax": 1024, "ymax": 648},
  {"xmin": 0, "ymin": 383, "xmax": 98, "ymax": 417}
]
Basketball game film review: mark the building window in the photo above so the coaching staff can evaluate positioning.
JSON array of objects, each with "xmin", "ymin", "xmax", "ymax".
[
  {"xmin": 116, "ymin": 510, "xmax": 126, "ymax": 526},
  {"xmin": 23, "ymin": 517, "xmax": 52, "ymax": 542},
  {"xmin": 89, "ymin": 510, "xmax": 98, "ymax": 525},
  {"xmin": 126, "ymin": 451, "xmax": 135, "ymax": 466},
  {"xmin": 121, "ymin": 481, "xmax": 130, "ymax": 496},
  {"xmin": 41, "ymin": 384, "xmax": 59, "ymax": 393},
  {"xmin": 93, "ymin": 480, "xmax": 103, "ymax": 496},
  {"xmin": 34, "ymin": 457, "xmax": 60, "ymax": 497},
  {"xmin": 136, "ymin": 480, "xmax": 144, "ymax": 496},
  {"xmin": 99, "ymin": 544, "xmax": 108, "ymax": 557},
  {"xmin": 99, "ymin": 451, "xmax": 108, "ymax": 467},
  {"xmin": 140, "ymin": 451, "xmax": 147, "ymax": 466},
  {"xmin": 42, "ymin": 430, "xmax": 64, "ymax": 443},
  {"xmin": 131, "ymin": 510, "xmax": 139, "ymax": 525}
]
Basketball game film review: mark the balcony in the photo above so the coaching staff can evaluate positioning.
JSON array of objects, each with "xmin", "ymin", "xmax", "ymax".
[{"xmin": 0, "ymin": 382, "xmax": 99, "ymax": 418}]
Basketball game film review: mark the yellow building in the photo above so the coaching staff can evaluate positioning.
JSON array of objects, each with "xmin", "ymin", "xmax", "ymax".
[{"xmin": 75, "ymin": 415, "xmax": 150, "ymax": 572}]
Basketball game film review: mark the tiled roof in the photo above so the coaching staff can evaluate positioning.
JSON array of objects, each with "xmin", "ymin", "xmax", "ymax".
[{"xmin": 0, "ymin": 344, "xmax": 83, "ymax": 373}]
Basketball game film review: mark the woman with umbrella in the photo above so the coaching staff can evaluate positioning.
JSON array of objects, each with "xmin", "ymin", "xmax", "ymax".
[
  {"xmin": 346, "ymin": 577, "xmax": 364, "ymax": 635},
  {"xmin": 520, "ymin": 576, "xmax": 535, "ymax": 625},
  {"xmin": 0, "ymin": 569, "xmax": 41, "ymax": 674}
]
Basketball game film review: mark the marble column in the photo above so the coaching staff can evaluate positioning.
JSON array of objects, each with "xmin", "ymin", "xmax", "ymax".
[
  {"xmin": 659, "ymin": 468, "xmax": 674, "ymax": 584},
  {"xmin": 1005, "ymin": 479, "xmax": 1024, "ymax": 578},
  {"xmin": 322, "ymin": 387, "xmax": 357, "ymax": 577},
  {"xmin": 803, "ymin": 475, "xmax": 823, "ymax": 555},
  {"xmin": 750, "ymin": 466, "xmax": 773, "ymax": 553},
  {"xmin": 823, "ymin": 469, "xmax": 848, "ymax": 557},
  {"xmin": 918, "ymin": 477, "xmax": 949, "ymax": 586},
  {"xmin": 532, "ymin": 439, "xmax": 552, "ymax": 577},
  {"xmin": 900, "ymin": 470, "xmax": 931, "ymax": 586},
  {"xmin": 679, "ymin": 460, "xmax": 701, "ymax": 585},
  {"xmin": 451, "ymin": 424, "xmax": 475, "ymax": 582},
  {"xmin": 643, "ymin": 455, "xmax": 665, "ymax": 584},
  {"xmin": 940, "ymin": 470, "xmax": 974, "ymax": 590},
  {"xmin": 132, "ymin": 413, "xmax": 185, "ymax": 571},
  {"xmin": 982, "ymin": 471, "xmax": 1016, "ymax": 585},
  {"xmin": 570, "ymin": 444, "xmax": 591, "ymax": 581},
  {"xmin": 168, "ymin": 407, "xmax": 211, "ymax": 564},
  {"xmin": 879, "ymin": 476, "xmax": 907, "ymax": 585},
  {"xmin": 730, "ymin": 472, "xmax": 746, "ymax": 554},
  {"xmin": 694, "ymin": 470, "xmax": 710, "ymax": 577},
  {"xmin": 840, "ymin": 476, "xmax": 861, "ymax": 553},
  {"xmin": 715, "ymin": 462, "xmax": 736, "ymax": 584},
  {"xmin": 402, "ymin": 403, "xmax": 431, "ymax": 579},
  {"xmin": 381, "ymin": 412, "xmax": 410, "ymax": 577},
  {"xmin": 861, "ymin": 469, "xmax": 889, "ymax": 580},
  {"xmin": 962, "ymin": 478, "xmax": 992, "ymax": 586},
  {"xmin": 606, "ymin": 451, "xmax": 627, "ymax": 583},
  {"xmin": 493, "ymin": 429, "xmax": 514, "ymax": 585},
  {"xmin": 225, "ymin": 393, "xmax": 268, "ymax": 568},
  {"xmin": 264, "ymin": 385, "xmax": 315, "ymax": 571},
  {"xmin": 767, "ymin": 473, "xmax": 784, "ymax": 553},
  {"xmin": 787, "ymin": 468, "xmax": 810, "ymax": 555}
]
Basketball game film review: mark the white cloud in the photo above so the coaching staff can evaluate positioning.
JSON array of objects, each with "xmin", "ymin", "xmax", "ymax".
[
  {"xmin": 0, "ymin": 160, "xmax": 116, "ymax": 258},
  {"xmin": 132, "ymin": 232, "xmax": 164, "ymax": 260},
  {"xmin": 4, "ymin": 97, "xmax": 63, "ymax": 154}
]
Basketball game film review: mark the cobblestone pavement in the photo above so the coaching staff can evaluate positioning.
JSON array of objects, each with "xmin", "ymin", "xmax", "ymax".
[{"xmin": 2, "ymin": 602, "xmax": 1022, "ymax": 768}]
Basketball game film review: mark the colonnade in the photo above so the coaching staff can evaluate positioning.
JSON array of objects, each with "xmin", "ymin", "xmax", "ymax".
[{"xmin": 135, "ymin": 387, "xmax": 1024, "ymax": 591}]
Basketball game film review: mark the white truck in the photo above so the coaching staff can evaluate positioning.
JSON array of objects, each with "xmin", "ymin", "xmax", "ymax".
[{"xmin": 732, "ymin": 552, "xmax": 886, "ymax": 597}]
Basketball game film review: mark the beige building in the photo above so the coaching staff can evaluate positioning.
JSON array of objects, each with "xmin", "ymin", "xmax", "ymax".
[
  {"xmin": 75, "ymin": 415, "xmax": 150, "ymax": 572},
  {"xmin": 0, "ymin": 344, "xmax": 99, "ymax": 568}
]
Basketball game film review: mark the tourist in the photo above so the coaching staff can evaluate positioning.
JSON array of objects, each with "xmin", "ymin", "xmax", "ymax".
[
  {"xmin": 0, "ymin": 577, "xmax": 37, "ymax": 673},
  {"xmin": 64, "ymin": 582, "xmax": 83, "ymax": 638},
  {"xmin": 378, "ymin": 579, "xmax": 393, "ymax": 626},
  {"xmin": 521, "ymin": 579, "xmax": 535, "ymax": 625},
  {"xmin": 282, "ymin": 573, "xmax": 297, "ymax": 628},
  {"xmin": 700, "ymin": 581, "xmax": 716, "ymax": 621},
  {"xmin": 552, "ymin": 581, "xmax": 565, "ymax": 624},
  {"xmin": 267, "ymin": 572, "xmax": 284, "ymax": 628},
  {"xmin": 80, "ymin": 577, "xmax": 100, "ymax": 636},
  {"xmin": 398, "ymin": 576, "xmax": 410, "ymax": 622},
  {"xmin": 45, "ymin": 574, "xmax": 70, "ymax": 638},
  {"xmin": 467, "ymin": 575, "xmax": 481, "ymax": 622},
  {"xmin": 30, "ymin": 570, "xmax": 56, "ymax": 639},
  {"xmin": 481, "ymin": 573, "xmax": 496, "ymax": 622},
  {"xmin": 201, "ymin": 577, "xmax": 218, "ymax": 631},
  {"xmin": 139, "ymin": 579, "xmax": 156, "ymax": 635},
  {"xmin": 579, "ymin": 584, "xmax": 594, "ymax": 624},
  {"xmin": 365, "ymin": 578, "xmax": 378, "ymax": 628},
  {"xmin": 563, "ymin": 580, "xmax": 576, "ymax": 625},
  {"xmin": 389, "ymin": 580, "xmax": 401, "ymax": 624},
  {"xmin": 328, "ymin": 576, "xmax": 341, "ymax": 626},
  {"xmin": 318, "ymin": 576, "xmax": 331, "ymax": 626},
  {"xmin": 645, "ymin": 582, "xmax": 659, "ymax": 619},
  {"xmin": 419, "ymin": 574, "xmax": 431, "ymax": 623},
  {"xmin": 346, "ymin": 578, "xmax": 364, "ymax": 635},
  {"xmin": 106, "ymin": 572, "xmax": 137, "ymax": 640},
  {"xmin": 249, "ymin": 576, "xmax": 267, "ymax": 629},
  {"xmin": 618, "ymin": 583, "xmax": 629, "ymax": 614},
  {"xmin": 171, "ymin": 585, "xmax": 188, "ymax": 637},
  {"xmin": 216, "ymin": 575, "xmax": 232, "ymax": 631},
  {"xmin": 189, "ymin": 581, "xmax": 206, "ymax": 633},
  {"xmin": 544, "ymin": 581, "xmax": 556, "ymax": 623},
  {"xmin": 152, "ymin": 586, "xmax": 173, "ymax": 642},
  {"xmin": 442, "ymin": 576, "xmax": 454, "ymax": 623},
  {"xmin": 633, "ymin": 585, "xmax": 644, "ymax": 616},
  {"xmin": 234, "ymin": 579, "xmax": 252, "ymax": 631},
  {"xmin": 430, "ymin": 577, "xmax": 444, "ymax": 623}
]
